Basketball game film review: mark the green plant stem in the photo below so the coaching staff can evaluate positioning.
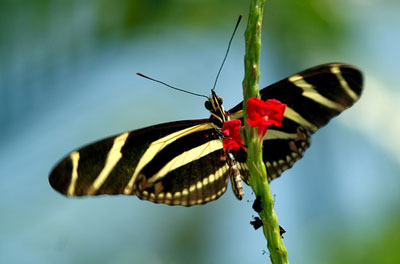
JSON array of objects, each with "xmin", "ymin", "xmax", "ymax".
[{"xmin": 242, "ymin": 1, "xmax": 289, "ymax": 263}]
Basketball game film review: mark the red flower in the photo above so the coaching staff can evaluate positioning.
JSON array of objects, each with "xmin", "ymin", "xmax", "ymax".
[
  {"xmin": 246, "ymin": 97, "xmax": 286, "ymax": 137},
  {"xmin": 221, "ymin": 119, "xmax": 244, "ymax": 151}
]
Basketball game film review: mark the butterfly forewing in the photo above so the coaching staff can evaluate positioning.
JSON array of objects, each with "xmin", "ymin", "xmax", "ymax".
[{"xmin": 260, "ymin": 63, "xmax": 362, "ymax": 131}]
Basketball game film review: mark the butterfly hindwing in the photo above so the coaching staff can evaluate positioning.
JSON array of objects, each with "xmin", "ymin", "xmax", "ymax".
[
  {"xmin": 132, "ymin": 123, "xmax": 229, "ymax": 206},
  {"xmin": 135, "ymin": 148, "xmax": 229, "ymax": 206}
]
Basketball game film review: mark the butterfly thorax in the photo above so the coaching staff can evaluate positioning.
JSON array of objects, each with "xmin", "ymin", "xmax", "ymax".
[{"xmin": 205, "ymin": 90, "xmax": 228, "ymax": 127}]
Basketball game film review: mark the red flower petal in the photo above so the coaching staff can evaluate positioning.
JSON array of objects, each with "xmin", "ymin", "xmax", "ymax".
[
  {"xmin": 246, "ymin": 97, "xmax": 286, "ymax": 137},
  {"xmin": 221, "ymin": 119, "xmax": 244, "ymax": 151}
]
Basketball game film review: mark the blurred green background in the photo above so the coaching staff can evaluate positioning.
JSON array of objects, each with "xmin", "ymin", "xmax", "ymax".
[{"xmin": 1, "ymin": 0, "xmax": 399, "ymax": 263}]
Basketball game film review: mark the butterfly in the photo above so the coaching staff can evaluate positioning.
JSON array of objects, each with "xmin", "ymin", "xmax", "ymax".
[{"xmin": 49, "ymin": 63, "xmax": 363, "ymax": 206}]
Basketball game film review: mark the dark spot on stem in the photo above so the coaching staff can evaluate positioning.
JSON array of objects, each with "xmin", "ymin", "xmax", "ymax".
[
  {"xmin": 252, "ymin": 196, "xmax": 263, "ymax": 213},
  {"xmin": 250, "ymin": 217, "xmax": 263, "ymax": 230}
]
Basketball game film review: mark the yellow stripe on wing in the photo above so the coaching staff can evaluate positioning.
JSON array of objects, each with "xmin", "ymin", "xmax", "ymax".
[
  {"xmin": 67, "ymin": 151, "xmax": 80, "ymax": 196},
  {"xmin": 148, "ymin": 139, "xmax": 223, "ymax": 183},
  {"xmin": 289, "ymin": 75, "xmax": 345, "ymax": 112},
  {"xmin": 87, "ymin": 132, "xmax": 129, "ymax": 195},
  {"xmin": 123, "ymin": 123, "xmax": 215, "ymax": 194},
  {"xmin": 331, "ymin": 66, "xmax": 360, "ymax": 102}
]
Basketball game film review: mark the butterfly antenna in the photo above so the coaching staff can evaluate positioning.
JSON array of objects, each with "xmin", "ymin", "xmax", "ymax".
[
  {"xmin": 137, "ymin": 73, "xmax": 209, "ymax": 99},
  {"xmin": 212, "ymin": 14, "xmax": 242, "ymax": 91}
]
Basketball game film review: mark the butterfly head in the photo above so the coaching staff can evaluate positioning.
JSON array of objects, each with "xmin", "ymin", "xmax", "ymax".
[{"xmin": 205, "ymin": 90, "xmax": 227, "ymax": 125}]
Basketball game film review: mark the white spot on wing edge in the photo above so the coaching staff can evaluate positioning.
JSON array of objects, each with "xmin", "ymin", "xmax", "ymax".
[
  {"xmin": 183, "ymin": 165, "xmax": 228, "ymax": 205},
  {"xmin": 87, "ymin": 132, "xmax": 129, "ymax": 195},
  {"xmin": 67, "ymin": 151, "xmax": 80, "ymax": 196}
]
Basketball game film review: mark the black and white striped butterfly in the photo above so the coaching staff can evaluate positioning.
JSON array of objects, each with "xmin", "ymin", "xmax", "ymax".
[{"xmin": 49, "ymin": 63, "xmax": 362, "ymax": 206}]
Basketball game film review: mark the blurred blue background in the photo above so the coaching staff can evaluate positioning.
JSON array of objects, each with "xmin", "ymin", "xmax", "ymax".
[{"xmin": 1, "ymin": 1, "xmax": 399, "ymax": 263}]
